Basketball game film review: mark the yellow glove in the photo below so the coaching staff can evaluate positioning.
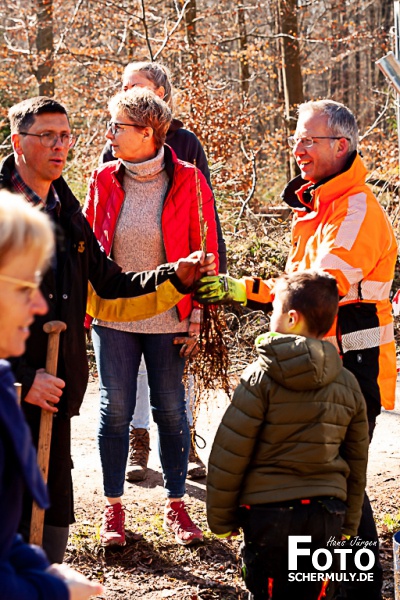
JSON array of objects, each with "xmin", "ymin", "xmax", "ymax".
[{"xmin": 194, "ymin": 275, "xmax": 247, "ymax": 305}]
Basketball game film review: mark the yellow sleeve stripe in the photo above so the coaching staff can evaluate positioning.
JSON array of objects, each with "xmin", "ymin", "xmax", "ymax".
[{"xmin": 86, "ymin": 280, "xmax": 185, "ymax": 322}]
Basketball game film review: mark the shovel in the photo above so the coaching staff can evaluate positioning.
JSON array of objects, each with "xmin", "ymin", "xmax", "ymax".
[{"xmin": 29, "ymin": 320, "xmax": 67, "ymax": 546}]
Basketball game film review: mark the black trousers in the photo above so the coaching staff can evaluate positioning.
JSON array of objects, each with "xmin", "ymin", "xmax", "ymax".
[
  {"xmin": 337, "ymin": 345, "xmax": 384, "ymax": 600},
  {"xmin": 333, "ymin": 493, "xmax": 382, "ymax": 600},
  {"xmin": 239, "ymin": 498, "xmax": 346, "ymax": 600}
]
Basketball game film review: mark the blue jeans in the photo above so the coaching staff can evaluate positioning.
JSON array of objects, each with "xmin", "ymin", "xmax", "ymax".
[
  {"xmin": 92, "ymin": 325, "xmax": 189, "ymax": 498},
  {"xmin": 132, "ymin": 362, "xmax": 194, "ymax": 429}
]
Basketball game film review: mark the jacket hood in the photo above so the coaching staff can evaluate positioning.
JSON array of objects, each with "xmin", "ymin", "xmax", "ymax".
[
  {"xmin": 255, "ymin": 332, "xmax": 342, "ymax": 391},
  {"xmin": 167, "ymin": 118, "xmax": 184, "ymax": 134}
]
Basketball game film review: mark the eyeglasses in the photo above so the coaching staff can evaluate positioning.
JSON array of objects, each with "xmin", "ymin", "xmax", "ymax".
[
  {"xmin": 0, "ymin": 272, "xmax": 42, "ymax": 301},
  {"xmin": 107, "ymin": 121, "xmax": 146, "ymax": 135},
  {"xmin": 287, "ymin": 136, "xmax": 350, "ymax": 148},
  {"xmin": 19, "ymin": 131, "xmax": 76, "ymax": 148}
]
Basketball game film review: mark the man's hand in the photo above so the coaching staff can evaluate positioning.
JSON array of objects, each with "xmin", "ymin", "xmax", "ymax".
[
  {"xmin": 173, "ymin": 323, "xmax": 200, "ymax": 358},
  {"xmin": 194, "ymin": 275, "xmax": 247, "ymax": 305},
  {"xmin": 24, "ymin": 368, "xmax": 65, "ymax": 413},
  {"xmin": 175, "ymin": 251, "xmax": 216, "ymax": 289},
  {"xmin": 46, "ymin": 563, "xmax": 105, "ymax": 600}
]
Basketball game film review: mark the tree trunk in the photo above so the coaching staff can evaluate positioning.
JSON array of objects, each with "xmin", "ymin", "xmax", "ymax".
[
  {"xmin": 237, "ymin": 3, "xmax": 250, "ymax": 96},
  {"xmin": 184, "ymin": 0, "xmax": 197, "ymax": 64},
  {"xmin": 278, "ymin": 0, "xmax": 304, "ymax": 179},
  {"xmin": 35, "ymin": 0, "xmax": 54, "ymax": 96}
]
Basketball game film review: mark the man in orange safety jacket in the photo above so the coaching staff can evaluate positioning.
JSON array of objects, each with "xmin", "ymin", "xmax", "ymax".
[{"xmin": 196, "ymin": 99, "xmax": 397, "ymax": 600}]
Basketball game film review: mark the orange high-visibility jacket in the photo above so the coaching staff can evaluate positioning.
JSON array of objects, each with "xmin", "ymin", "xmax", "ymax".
[{"xmin": 244, "ymin": 153, "xmax": 397, "ymax": 412}]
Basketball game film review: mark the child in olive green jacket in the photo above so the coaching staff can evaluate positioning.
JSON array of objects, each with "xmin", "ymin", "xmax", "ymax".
[{"xmin": 207, "ymin": 271, "xmax": 369, "ymax": 600}]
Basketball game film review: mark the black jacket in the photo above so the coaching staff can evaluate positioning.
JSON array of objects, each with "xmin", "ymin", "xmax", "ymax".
[{"xmin": 0, "ymin": 154, "xmax": 187, "ymax": 418}]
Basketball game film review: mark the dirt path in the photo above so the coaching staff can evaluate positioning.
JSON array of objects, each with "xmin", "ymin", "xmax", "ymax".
[{"xmin": 68, "ymin": 377, "xmax": 400, "ymax": 599}]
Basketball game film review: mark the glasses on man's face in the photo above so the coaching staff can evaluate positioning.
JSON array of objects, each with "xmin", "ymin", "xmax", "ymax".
[
  {"xmin": 107, "ymin": 121, "xmax": 146, "ymax": 136},
  {"xmin": 0, "ymin": 272, "xmax": 43, "ymax": 302},
  {"xmin": 19, "ymin": 131, "xmax": 77, "ymax": 148},
  {"xmin": 287, "ymin": 135, "xmax": 350, "ymax": 148}
]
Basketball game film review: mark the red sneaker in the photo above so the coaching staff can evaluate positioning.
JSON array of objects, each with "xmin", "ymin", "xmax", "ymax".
[
  {"xmin": 163, "ymin": 501, "xmax": 203, "ymax": 546},
  {"xmin": 100, "ymin": 503, "xmax": 126, "ymax": 547}
]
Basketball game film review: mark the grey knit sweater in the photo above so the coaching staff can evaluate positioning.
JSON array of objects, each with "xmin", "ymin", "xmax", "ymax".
[{"xmin": 95, "ymin": 147, "xmax": 189, "ymax": 333}]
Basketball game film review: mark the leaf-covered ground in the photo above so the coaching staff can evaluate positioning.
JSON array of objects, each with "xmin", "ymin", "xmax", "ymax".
[{"xmin": 65, "ymin": 379, "xmax": 400, "ymax": 599}]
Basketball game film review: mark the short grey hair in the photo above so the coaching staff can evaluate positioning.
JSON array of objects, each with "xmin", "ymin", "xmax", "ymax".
[
  {"xmin": 298, "ymin": 99, "xmax": 359, "ymax": 153},
  {"xmin": 108, "ymin": 88, "xmax": 172, "ymax": 150}
]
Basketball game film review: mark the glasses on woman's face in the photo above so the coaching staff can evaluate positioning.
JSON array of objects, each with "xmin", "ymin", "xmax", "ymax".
[
  {"xmin": 19, "ymin": 131, "xmax": 77, "ymax": 148},
  {"xmin": 106, "ymin": 121, "xmax": 146, "ymax": 135},
  {"xmin": 0, "ymin": 272, "xmax": 42, "ymax": 302}
]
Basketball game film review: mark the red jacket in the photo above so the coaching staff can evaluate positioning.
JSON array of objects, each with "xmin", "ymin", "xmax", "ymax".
[{"xmin": 83, "ymin": 145, "xmax": 219, "ymax": 323}]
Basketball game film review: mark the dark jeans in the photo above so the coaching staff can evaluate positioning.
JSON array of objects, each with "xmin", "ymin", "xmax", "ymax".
[
  {"xmin": 239, "ymin": 498, "xmax": 346, "ymax": 600},
  {"xmin": 92, "ymin": 325, "xmax": 189, "ymax": 498}
]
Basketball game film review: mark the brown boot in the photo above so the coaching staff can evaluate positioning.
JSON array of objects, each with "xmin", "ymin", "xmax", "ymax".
[
  {"xmin": 126, "ymin": 428, "xmax": 150, "ymax": 482},
  {"xmin": 187, "ymin": 429, "xmax": 206, "ymax": 480}
]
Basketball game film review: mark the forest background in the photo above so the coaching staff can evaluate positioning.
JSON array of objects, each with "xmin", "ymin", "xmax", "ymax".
[
  {"xmin": 1, "ymin": 1, "xmax": 400, "ymax": 598},
  {"xmin": 0, "ymin": 0, "xmax": 399, "ymax": 286}
]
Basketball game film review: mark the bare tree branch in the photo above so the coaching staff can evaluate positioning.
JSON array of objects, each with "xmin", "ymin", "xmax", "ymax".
[
  {"xmin": 140, "ymin": 0, "xmax": 154, "ymax": 61},
  {"xmin": 54, "ymin": 0, "xmax": 83, "ymax": 57},
  {"xmin": 360, "ymin": 91, "xmax": 391, "ymax": 141},
  {"xmin": 153, "ymin": 0, "xmax": 192, "ymax": 60},
  {"xmin": 235, "ymin": 142, "xmax": 257, "ymax": 232},
  {"xmin": 3, "ymin": 33, "xmax": 30, "ymax": 54}
]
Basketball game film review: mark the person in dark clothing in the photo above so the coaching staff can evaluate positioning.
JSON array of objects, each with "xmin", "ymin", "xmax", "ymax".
[
  {"xmin": 100, "ymin": 61, "xmax": 224, "ymax": 482},
  {"xmin": 207, "ymin": 271, "xmax": 369, "ymax": 600},
  {"xmin": 0, "ymin": 95, "xmax": 216, "ymax": 564}
]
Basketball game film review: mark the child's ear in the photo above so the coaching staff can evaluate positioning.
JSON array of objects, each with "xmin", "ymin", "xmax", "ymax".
[
  {"xmin": 288, "ymin": 309, "xmax": 310, "ymax": 336},
  {"xmin": 287, "ymin": 310, "xmax": 299, "ymax": 329}
]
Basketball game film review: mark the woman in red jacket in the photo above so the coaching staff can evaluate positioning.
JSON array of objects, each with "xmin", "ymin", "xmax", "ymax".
[{"xmin": 84, "ymin": 87, "xmax": 218, "ymax": 547}]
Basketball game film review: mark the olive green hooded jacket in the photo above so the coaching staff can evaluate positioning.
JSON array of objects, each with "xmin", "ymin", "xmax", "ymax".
[{"xmin": 207, "ymin": 333, "xmax": 369, "ymax": 537}]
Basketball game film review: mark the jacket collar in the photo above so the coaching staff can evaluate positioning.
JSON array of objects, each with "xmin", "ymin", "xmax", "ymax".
[
  {"xmin": 0, "ymin": 153, "xmax": 81, "ymax": 220},
  {"xmin": 281, "ymin": 150, "xmax": 358, "ymax": 211},
  {"xmin": 167, "ymin": 118, "xmax": 184, "ymax": 135}
]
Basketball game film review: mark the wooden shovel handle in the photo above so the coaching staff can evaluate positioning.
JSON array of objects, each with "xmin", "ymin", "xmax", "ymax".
[{"xmin": 29, "ymin": 321, "xmax": 67, "ymax": 546}]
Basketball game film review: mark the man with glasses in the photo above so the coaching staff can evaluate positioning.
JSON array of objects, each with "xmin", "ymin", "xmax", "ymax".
[
  {"xmin": 196, "ymin": 99, "xmax": 397, "ymax": 600},
  {"xmin": 0, "ymin": 96, "xmax": 216, "ymax": 564}
]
